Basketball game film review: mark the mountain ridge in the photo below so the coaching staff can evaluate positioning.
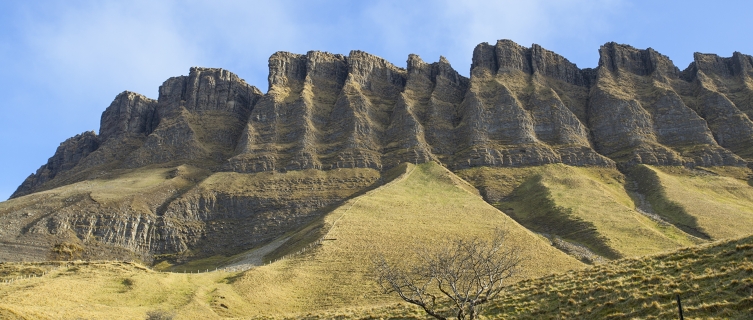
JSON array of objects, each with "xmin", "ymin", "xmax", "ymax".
[
  {"xmin": 12, "ymin": 40, "xmax": 753, "ymax": 198},
  {"xmin": 3, "ymin": 39, "xmax": 753, "ymax": 266}
]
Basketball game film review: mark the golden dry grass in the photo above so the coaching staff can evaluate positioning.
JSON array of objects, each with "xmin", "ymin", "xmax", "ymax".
[
  {"xmin": 309, "ymin": 234, "xmax": 753, "ymax": 319},
  {"xmin": 0, "ymin": 165, "xmax": 210, "ymax": 219},
  {"xmin": 0, "ymin": 261, "xmax": 235, "ymax": 319},
  {"xmin": 0, "ymin": 162, "xmax": 582, "ymax": 319},
  {"xmin": 4, "ymin": 162, "xmax": 753, "ymax": 319},
  {"xmin": 230, "ymin": 162, "xmax": 582, "ymax": 317}
]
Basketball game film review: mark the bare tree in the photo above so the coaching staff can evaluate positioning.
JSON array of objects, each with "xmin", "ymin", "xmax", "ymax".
[{"xmin": 373, "ymin": 230, "xmax": 523, "ymax": 320}]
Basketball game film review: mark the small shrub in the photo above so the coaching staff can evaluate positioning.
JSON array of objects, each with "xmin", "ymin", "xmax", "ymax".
[
  {"xmin": 145, "ymin": 309, "xmax": 174, "ymax": 320},
  {"xmin": 52, "ymin": 242, "xmax": 84, "ymax": 260}
]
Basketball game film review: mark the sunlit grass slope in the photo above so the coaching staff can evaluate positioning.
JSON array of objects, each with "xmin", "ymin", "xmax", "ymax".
[
  {"xmin": 489, "ymin": 235, "xmax": 753, "ymax": 319},
  {"xmin": 0, "ymin": 165, "xmax": 206, "ymax": 216},
  {"xmin": 458, "ymin": 164, "xmax": 699, "ymax": 261},
  {"xmin": 230, "ymin": 162, "xmax": 583, "ymax": 317},
  {"xmin": 0, "ymin": 162, "xmax": 582, "ymax": 319},
  {"xmin": 0, "ymin": 261, "xmax": 233, "ymax": 319},
  {"xmin": 0, "ymin": 165, "xmax": 209, "ymax": 261},
  {"xmin": 631, "ymin": 165, "xmax": 753, "ymax": 240},
  {"xmin": 302, "ymin": 234, "xmax": 753, "ymax": 319}
]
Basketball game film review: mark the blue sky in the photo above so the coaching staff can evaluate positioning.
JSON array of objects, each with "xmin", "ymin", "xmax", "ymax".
[{"xmin": 1, "ymin": 0, "xmax": 752, "ymax": 201}]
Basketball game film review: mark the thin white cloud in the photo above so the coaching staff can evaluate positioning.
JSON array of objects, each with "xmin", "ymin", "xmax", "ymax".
[
  {"xmin": 172, "ymin": 0, "xmax": 300, "ymax": 87},
  {"xmin": 347, "ymin": 0, "xmax": 624, "ymax": 75},
  {"xmin": 21, "ymin": 1, "xmax": 200, "ymax": 101},
  {"xmin": 17, "ymin": 0, "xmax": 623, "ymax": 100},
  {"xmin": 440, "ymin": 0, "xmax": 625, "ymax": 70}
]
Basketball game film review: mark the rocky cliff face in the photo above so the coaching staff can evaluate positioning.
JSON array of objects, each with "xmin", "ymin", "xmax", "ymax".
[
  {"xmin": 589, "ymin": 43, "xmax": 745, "ymax": 167},
  {"xmin": 4, "ymin": 40, "xmax": 753, "ymax": 263},
  {"xmin": 12, "ymin": 131, "xmax": 100, "ymax": 198},
  {"xmin": 126, "ymin": 67, "xmax": 263, "ymax": 167}
]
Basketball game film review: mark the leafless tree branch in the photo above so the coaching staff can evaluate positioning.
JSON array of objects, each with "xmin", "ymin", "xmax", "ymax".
[{"xmin": 373, "ymin": 229, "xmax": 523, "ymax": 320}]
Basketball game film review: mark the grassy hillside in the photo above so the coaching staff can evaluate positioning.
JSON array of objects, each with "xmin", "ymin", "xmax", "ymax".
[
  {"xmin": 630, "ymin": 165, "xmax": 753, "ymax": 240},
  {"xmin": 3, "ymin": 162, "xmax": 753, "ymax": 319},
  {"xmin": 0, "ymin": 162, "xmax": 383, "ymax": 263},
  {"xmin": 0, "ymin": 260, "xmax": 257, "ymax": 319},
  {"xmin": 5, "ymin": 235, "xmax": 751, "ymax": 319},
  {"xmin": 457, "ymin": 165, "xmax": 701, "ymax": 261},
  {"xmin": 0, "ymin": 165, "xmax": 210, "ymax": 261},
  {"xmin": 0, "ymin": 162, "xmax": 583, "ymax": 319},
  {"xmin": 230, "ymin": 162, "xmax": 582, "ymax": 317},
  {"xmin": 297, "ymin": 234, "xmax": 753, "ymax": 319},
  {"xmin": 489, "ymin": 234, "xmax": 753, "ymax": 319}
]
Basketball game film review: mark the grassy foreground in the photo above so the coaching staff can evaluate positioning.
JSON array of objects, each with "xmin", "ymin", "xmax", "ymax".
[
  {"xmin": 300, "ymin": 234, "xmax": 753, "ymax": 319},
  {"xmin": 4, "ymin": 235, "xmax": 752, "ymax": 319}
]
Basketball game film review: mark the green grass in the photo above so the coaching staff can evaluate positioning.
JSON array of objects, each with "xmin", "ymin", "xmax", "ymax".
[
  {"xmin": 488, "ymin": 234, "xmax": 753, "ymax": 319},
  {"xmin": 4, "ymin": 162, "xmax": 753, "ymax": 319},
  {"xmin": 1, "ymin": 164, "xmax": 210, "ymax": 216},
  {"xmin": 458, "ymin": 165, "xmax": 699, "ymax": 261},
  {"xmin": 0, "ymin": 261, "xmax": 238, "ymax": 319},
  {"xmin": 632, "ymin": 165, "xmax": 753, "ymax": 240},
  {"xmin": 0, "ymin": 162, "xmax": 582, "ymax": 319},
  {"xmin": 5, "ymin": 234, "xmax": 753, "ymax": 319}
]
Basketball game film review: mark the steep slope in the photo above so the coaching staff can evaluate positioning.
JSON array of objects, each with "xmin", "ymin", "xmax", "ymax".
[
  {"xmin": 458, "ymin": 165, "xmax": 702, "ymax": 262},
  {"xmin": 457, "ymin": 40, "xmax": 613, "ymax": 169},
  {"xmin": 681, "ymin": 52, "xmax": 753, "ymax": 160},
  {"xmin": 0, "ymin": 165, "xmax": 381, "ymax": 263},
  {"xmin": 0, "ymin": 162, "xmax": 583, "ymax": 319},
  {"xmin": 17, "ymin": 40, "xmax": 751, "ymax": 198},
  {"xmin": 589, "ymin": 43, "xmax": 745, "ymax": 167},
  {"xmin": 230, "ymin": 162, "xmax": 583, "ymax": 316},
  {"xmin": 630, "ymin": 165, "xmax": 753, "ymax": 240},
  {"xmin": 300, "ymin": 235, "xmax": 753, "ymax": 319}
]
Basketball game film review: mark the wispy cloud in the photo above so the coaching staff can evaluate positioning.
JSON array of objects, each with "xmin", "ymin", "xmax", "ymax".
[
  {"xmin": 20, "ymin": 1, "xmax": 199, "ymax": 100},
  {"xmin": 342, "ymin": 0, "xmax": 625, "ymax": 74},
  {"xmin": 440, "ymin": 0, "xmax": 625, "ymax": 69}
]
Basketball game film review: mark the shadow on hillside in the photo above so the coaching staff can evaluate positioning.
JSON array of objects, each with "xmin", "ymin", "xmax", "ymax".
[
  {"xmin": 261, "ymin": 163, "xmax": 412, "ymax": 263},
  {"xmin": 626, "ymin": 165, "xmax": 711, "ymax": 241},
  {"xmin": 500, "ymin": 174, "xmax": 622, "ymax": 261}
]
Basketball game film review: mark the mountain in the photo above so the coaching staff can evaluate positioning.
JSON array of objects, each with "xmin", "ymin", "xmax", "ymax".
[{"xmin": 2, "ymin": 39, "xmax": 753, "ymax": 266}]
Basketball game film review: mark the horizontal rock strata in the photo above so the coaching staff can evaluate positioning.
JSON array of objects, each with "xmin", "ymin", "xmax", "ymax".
[{"xmin": 6, "ymin": 39, "xmax": 753, "ymax": 261}]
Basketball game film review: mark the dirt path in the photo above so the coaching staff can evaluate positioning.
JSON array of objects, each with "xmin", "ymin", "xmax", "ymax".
[{"xmin": 223, "ymin": 236, "xmax": 291, "ymax": 269}]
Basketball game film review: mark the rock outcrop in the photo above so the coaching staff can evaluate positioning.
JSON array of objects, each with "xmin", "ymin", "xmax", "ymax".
[
  {"xmin": 125, "ymin": 67, "xmax": 263, "ymax": 167},
  {"xmin": 588, "ymin": 43, "xmax": 745, "ymax": 167},
  {"xmin": 11, "ymin": 131, "xmax": 100, "ymax": 198},
  {"xmin": 5, "ymin": 39, "xmax": 753, "ymax": 263}
]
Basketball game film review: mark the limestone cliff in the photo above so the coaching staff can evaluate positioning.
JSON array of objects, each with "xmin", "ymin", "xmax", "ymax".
[
  {"xmin": 11, "ymin": 131, "xmax": 100, "ymax": 198},
  {"xmin": 4, "ymin": 40, "xmax": 753, "ymax": 263},
  {"xmin": 589, "ymin": 43, "xmax": 745, "ymax": 167}
]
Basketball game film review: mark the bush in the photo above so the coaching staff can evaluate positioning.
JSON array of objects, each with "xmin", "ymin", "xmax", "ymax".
[{"xmin": 145, "ymin": 310, "xmax": 175, "ymax": 320}]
